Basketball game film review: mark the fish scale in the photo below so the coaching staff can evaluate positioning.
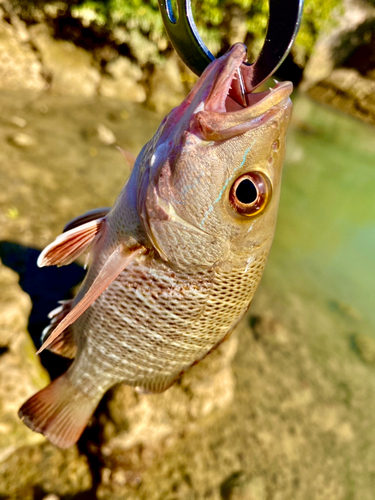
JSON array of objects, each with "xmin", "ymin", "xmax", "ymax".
[
  {"xmin": 19, "ymin": 44, "xmax": 293, "ymax": 448},
  {"xmin": 69, "ymin": 249, "xmax": 267, "ymax": 398}
]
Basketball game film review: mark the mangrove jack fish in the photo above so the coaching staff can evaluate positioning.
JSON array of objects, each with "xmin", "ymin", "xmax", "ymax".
[{"xmin": 19, "ymin": 43, "xmax": 293, "ymax": 448}]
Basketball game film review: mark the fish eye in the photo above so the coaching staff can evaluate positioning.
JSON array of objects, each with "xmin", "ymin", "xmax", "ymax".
[{"xmin": 229, "ymin": 172, "xmax": 271, "ymax": 216}]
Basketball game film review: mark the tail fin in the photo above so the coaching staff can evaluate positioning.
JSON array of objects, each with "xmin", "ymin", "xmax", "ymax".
[{"xmin": 18, "ymin": 374, "xmax": 99, "ymax": 449}]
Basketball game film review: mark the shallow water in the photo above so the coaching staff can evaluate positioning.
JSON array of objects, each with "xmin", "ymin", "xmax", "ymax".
[{"xmin": 267, "ymin": 94, "xmax": 375, "ymax": 334}]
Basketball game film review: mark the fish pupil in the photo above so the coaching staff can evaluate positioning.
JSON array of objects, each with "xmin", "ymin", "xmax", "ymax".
[{"xmin": 236, "ymin": 179, "xmax": 257, "ymax": 204}]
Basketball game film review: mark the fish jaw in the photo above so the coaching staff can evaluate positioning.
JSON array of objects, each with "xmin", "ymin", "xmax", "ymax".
[{"xmin": 135, "ymin": 43, "xmax": 293, "ymax": 269}]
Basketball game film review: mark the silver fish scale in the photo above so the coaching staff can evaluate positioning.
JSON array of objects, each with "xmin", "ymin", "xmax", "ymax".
[{"xmin": 69, "ymin": 250, "xmax": 268, "ymax": 397}]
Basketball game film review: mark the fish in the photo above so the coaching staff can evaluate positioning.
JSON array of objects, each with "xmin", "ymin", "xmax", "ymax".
[{"xmin": 18, "ymin": 43, "xmax": 293, "ymax": 448}]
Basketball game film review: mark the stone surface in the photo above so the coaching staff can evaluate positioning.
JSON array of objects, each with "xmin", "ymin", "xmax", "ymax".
[
  {"xmin": 308, "ymin": 67, "xmax": 375, "ymax": 125},
  {"xmin": 353, "ymin": 332, "xmax": 375, "ymax": 365},
  {"xmin": 0, "ymin": 442, "xmax": 93, "ymax": 498},
  {"xmin": 302, "ymin": 0, "xmax": 375, "ymax": 123},
  {"xmin": 96, "ymin": 335, "xmax": 238, "ymax": 498},
  {"xmin": 302, "ymin": 0, "xmax": 375, "ymax": 90},
  {"xmin": 0, "ymin": 257, "xmax": 92, "ymax": 498},
  {"xmin": 0, "ymin": 12, "xmax": 46, "ymax": 92},
  {"xmin": 0, "ymin": 261, "xmax": 49, "ymax": 463},
  {"xmin": 29, "ymin": 24, "xmax": 100, "ymax": 97},
  {"xmin": 97, "ymin": 123, "xmax": 117, "ymax": 145},
  {"xmin": 100, "ymin": 56, "xmax": 146, "ymax": 103}
]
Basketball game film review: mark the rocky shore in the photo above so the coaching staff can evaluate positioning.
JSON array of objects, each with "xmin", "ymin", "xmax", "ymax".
[
  {"xmin": 0, "ymin": 1, "xmax": 375, "ymax": 498},
  {"xmin": 1, "ymin": 0, "xmax": 375, "ymax": 121}
]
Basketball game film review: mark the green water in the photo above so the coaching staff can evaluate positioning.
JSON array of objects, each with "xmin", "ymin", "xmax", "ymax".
[{"xmin": 266, "ymin": 94, "xmax": 375, "ymax": 333}]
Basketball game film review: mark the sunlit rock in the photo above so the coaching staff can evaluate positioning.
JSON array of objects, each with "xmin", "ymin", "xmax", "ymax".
[
  {"xmin": 0, "ymin": 262, "xmax": 49, "ymax": 463},
  {"xmin": 29, "ymin": 24, "xmax": 100, "ymax": 97},
  {"xmin": 0, "ymin": 13, "xmax": 46, "ymax": 92},
  {"xmin": 99, "ymin": 56, "xmax": 146, "ymax": 103}
]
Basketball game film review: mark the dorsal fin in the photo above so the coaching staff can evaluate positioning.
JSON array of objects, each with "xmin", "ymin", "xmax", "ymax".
[
  {"xmin": 36, "ymin": 245, "xmax": 146, "ymax": 354},
  {"xmin": 37, "ymin": 217, "xmax": 106, "ymax": 268},
  {"xmin": 116, "ymin": 146, "xmax": 136, "ymax": 169}
]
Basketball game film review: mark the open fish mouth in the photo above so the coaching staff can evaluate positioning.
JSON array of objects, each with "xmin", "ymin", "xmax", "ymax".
[{"xmin": 196, "ymin": 43, "xmax": 293, "ymax": 141}]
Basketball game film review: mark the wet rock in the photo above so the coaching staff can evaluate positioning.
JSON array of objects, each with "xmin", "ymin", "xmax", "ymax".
[
  {"xmin": 0, "ymin": 262, "xmax": 49, "ymax": 463},
  {"xmin": 100, "ymin": 56, "xmax": 146, "ymax": 103},
  {"xmin": 147, "ymin": 54, "xmax": 187, "ymax": 114},
  {"xmin": 29, "ymin": 24, "xmax": 100, "ymax": 97},
  {"xmin": 0, "ymin": 14, "xmax": 46, "ymax": 92}
]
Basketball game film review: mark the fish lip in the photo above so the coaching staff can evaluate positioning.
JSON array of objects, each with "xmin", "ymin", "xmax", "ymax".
[
  {"xmin": 196, "ymin": 83, "xmax": 293, "ymax": 141},
  {"xmin": 195, "ymin": 43, "xmax": 293, "ymax": 139}
]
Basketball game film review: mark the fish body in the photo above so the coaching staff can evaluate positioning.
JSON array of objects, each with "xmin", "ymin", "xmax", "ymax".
[{"xmin": 19, "ymin": 43, "xmax": 293, "ymax": 448}]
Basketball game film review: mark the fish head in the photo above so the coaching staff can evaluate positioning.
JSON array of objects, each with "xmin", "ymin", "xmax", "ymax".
[{"xmin": 136, "ymin": 43, "xmax": 293, "ymax": 270}]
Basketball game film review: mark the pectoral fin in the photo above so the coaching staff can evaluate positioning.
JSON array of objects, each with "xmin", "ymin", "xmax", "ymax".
[
  {"xmin": 36, "ymin": 245, "xmax": 146, "ymax": 354},
  {"xmin": 63, "ymin": 207, "xmax": 111, "ymax": 232},
  {"xmin": 38, "ymin": 217, "xmax": 106, "ymax": 267}
]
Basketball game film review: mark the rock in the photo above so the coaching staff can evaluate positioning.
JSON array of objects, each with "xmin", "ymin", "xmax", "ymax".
[
  {"xmin": 301, "ymin": 0, "xmax": 375, "ymax": 123},
  {"xmin": 302, "ymin": 0, "xmax": 375, "ymax": 91},
  {"xmin": 97, "ymin": 124, "xmax": 117, "ymax": 145},
  {"xmin": 0, "ymin": 14, "xmax": 46, "ymax": 92},
  {"xmin": 221, "ymin": 473, "xmax": 266, "ymax": 500},
  {"xmin": 0, "ymin": 261, "xmax": 49, "ymax": 463},
  {"xmin": 8, "ymin": 131, "xmax": 36, "ymax": 147},
  {"xmin": 0, "ymin": 442, "xmax": 93, "ymax": 498},
  {"xmin": 106, "ymin": 57, "xmax": 142, "ymax": 82},
  {"xmin": 308, "ymin": 68, "xmax": 375, "ymax": 125},
  {"xmin": 147, "ymin": 54, "xmax": 187, "ymax": 114},
  {"xmin": 0, "ymin": 261, "xmax": 93, "ymax": 497},
  {"xmin": 29, "ymin": 24, "xmax": 100, "ymax": 97},
  {"xmin": 97, "ymin": 334, "xmax": 238, "ymax": 498},
  {"xmin": 353, "ymin": 332, "xmax": 375, "ymax": 365},
  {"xmin": 9, "ymin": 115, "xmax": 27, "ymax": 128},
  {"xmin": 99, "ymin": 56, "xmax": 146, "ymax": 103}
]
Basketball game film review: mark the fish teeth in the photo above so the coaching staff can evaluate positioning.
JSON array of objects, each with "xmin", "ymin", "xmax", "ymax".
[{"xmin": 194, "ymin": 101, "xmax": 205, "ymax": 114}]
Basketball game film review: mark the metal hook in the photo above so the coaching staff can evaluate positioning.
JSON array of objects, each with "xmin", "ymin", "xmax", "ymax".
[{"xmin": 158, "ymin": 0, "xmax": 304, "ymax": 92}]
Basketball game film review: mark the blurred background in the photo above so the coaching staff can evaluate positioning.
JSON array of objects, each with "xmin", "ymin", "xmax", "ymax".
[{"xmin": 0, "ymin": 0, "xmax": 375, "ymax": 499}]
